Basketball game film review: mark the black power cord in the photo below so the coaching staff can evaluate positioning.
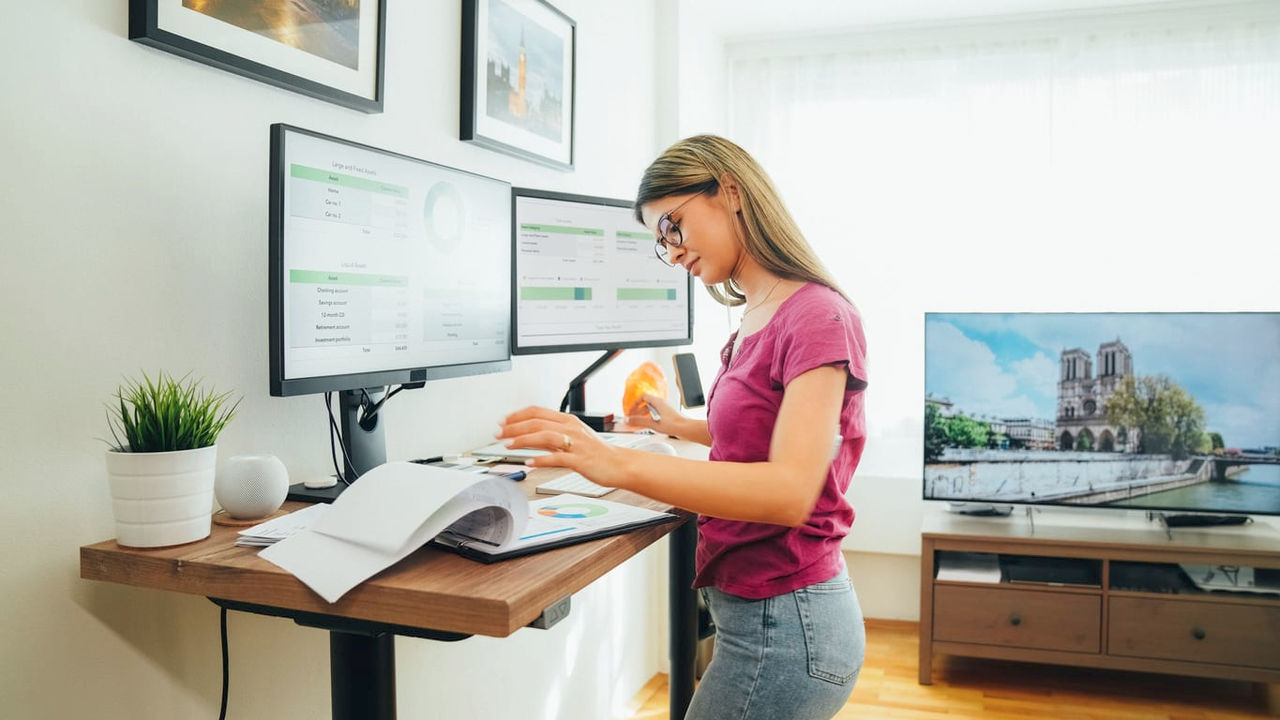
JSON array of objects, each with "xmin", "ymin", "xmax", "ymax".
[
  {"xmin": 324, "ymin": 384, "xmax": 423, "ymax": 483},
  {"xmin": 219, "ymin": 606, "xmax": 229, "ymax": 720},
  {"xmin": 324, "ymin": 392, "xmax": 357, "ymax": 485},
  {"xmin": 356, "ymin": 383, "xmax": 421, "ymax": 430}
]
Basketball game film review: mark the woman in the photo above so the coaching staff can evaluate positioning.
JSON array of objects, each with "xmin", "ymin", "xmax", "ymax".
[{"xmin": 497, "ymin": 135, "xmax": 867, "ymax": 719}]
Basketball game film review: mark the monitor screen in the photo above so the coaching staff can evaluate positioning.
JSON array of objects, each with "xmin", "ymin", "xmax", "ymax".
[
  {"xmin": 270, "ymin": 124, "xmax": 512, "ymax": 396},
  {"xmin": 511, "ymin": 188, "xmax": 693, "ymax": 355},
  {"xmin": 923, "ymin": 312, "xmax": 1280, "ymax": 516}
]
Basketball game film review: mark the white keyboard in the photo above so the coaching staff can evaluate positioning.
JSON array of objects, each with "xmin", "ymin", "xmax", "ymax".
[
  {"xmin": 472, "ymin": 432, "xmax": 651, "ymax": 461},
  {"xmin": 536, "ymin": 472, "xmax": 614, "ymax": 497}
]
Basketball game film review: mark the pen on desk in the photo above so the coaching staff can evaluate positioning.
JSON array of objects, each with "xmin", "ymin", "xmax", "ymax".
[{"xmin": 502, "ymin": 470, "xmax": 526, "ymax": 481}]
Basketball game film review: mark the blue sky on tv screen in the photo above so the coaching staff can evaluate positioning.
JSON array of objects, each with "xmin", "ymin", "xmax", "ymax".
[{"xmin": 925, "ymin": 313, "xmax": 1280, "ymax": 449}]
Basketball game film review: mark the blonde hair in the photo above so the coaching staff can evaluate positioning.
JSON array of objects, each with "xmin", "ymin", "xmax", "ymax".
[{"xmin": 634, "ymin": 134, "xmax": 846, "ymax": 307}]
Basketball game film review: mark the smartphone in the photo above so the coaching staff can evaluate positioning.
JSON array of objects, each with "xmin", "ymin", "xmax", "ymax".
[{"xmin": 672, "ymin": 352, "xmax": 706, "ymax": 408}]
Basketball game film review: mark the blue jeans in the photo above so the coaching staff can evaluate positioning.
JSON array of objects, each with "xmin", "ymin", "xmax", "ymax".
[{"xmin": 685, "ymin": 569, "xmax": 865, "ymax": 720}]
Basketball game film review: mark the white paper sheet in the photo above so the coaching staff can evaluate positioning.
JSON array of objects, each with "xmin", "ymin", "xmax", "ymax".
[
  {"xmin": 935, "ymin": 552, "xmax": 1003, "ymax": 583},
  {"xmin": 235, "ymin": 503, "xmax": 329, "ymax": 547},
  {"xmin": 259, "ymin": 462, "xmax": 526, "ymax": 603}
]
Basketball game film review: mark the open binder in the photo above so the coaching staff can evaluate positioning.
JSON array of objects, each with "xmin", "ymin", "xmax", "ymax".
[
  {"xmin": 432, "ymin": 494, "xmax": 677, "ymax": 563},
  {"xmin": 260, "ymin": 462, "xmax": 676, "ymax": 602}
]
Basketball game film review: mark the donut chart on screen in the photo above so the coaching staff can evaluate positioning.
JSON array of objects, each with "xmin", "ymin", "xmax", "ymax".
[{"xmin": 538, "ymin": 503, "xmax": 608, "ymax": 519}]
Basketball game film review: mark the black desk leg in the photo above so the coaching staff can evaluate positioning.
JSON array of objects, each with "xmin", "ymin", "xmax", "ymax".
[
  {"xmin": 331, "ymin": 630, "xmax": 395, "ymax": 720},
  {"xmin": 669, "ymin": 521, "xmax": 698, "ymax": 719},
  {"xmin": 210, "ymin": 598, "xmax": 471, "ymax": 719}
]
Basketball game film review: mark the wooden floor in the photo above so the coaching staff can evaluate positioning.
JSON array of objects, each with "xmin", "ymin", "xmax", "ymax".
[{"xmin": 625, "ymin": 619, "xmax": 1278, "ymax": 719}]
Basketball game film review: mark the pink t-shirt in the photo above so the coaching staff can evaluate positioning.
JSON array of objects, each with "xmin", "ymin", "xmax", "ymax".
[{"xmin": 695, "ymin": 282, "xmax": 868, "ymax": 599}]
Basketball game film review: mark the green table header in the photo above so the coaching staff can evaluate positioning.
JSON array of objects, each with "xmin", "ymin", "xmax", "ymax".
[
  {"xmin": 291, "ymin": 164, "xmax": 409, "ymax": 198},
  {"xmin": 290, "ymin": 269, "xmax": 408, "ymax": 287},
  {"xmin": 520, "ymin": 223, "xmax": 604, "ymax": 236}
]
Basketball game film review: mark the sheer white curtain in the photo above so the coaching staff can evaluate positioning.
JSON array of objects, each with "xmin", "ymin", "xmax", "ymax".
[{"xmin": 728, "ymin": 4, "xmax": 1280, "ymax": 471}]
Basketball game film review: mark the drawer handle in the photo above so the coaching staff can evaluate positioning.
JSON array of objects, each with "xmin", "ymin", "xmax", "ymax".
[
  {"xmin": 1192, "ymin": 627, "xmax": 1206, "ymax": 641},
  {"xmin": 1009, "ymin": 614, "xmax": 1022, "ymax": 627}
]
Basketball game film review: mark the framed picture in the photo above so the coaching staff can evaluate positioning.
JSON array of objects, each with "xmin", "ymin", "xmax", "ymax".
[
  {"xmin": 129, "ymin": 0, "xmax": 386, "ymax": 113},
  {"xmin": 461, "ymin": 0, "xmax": 576, "ymax": 169}
]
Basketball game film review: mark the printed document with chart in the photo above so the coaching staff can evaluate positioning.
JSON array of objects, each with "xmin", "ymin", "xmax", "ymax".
[
  {"xmin": 433, "ymin": 493, "xmax": 677, "ymax": 563},
  {"xmin": 259, "ymin": 462, "xmax": 676, "ymax": 602}
]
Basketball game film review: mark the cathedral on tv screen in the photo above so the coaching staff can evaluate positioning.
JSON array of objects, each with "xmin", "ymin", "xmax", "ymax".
[{"xmin": 1057, "ymin": 340, "xmax": 1135, "ymax": 452}]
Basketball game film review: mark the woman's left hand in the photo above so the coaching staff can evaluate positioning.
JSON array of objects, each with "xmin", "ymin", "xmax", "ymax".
[{"xmin": 497, "ymin": 406, "xmax": 626, "ymax": 486}]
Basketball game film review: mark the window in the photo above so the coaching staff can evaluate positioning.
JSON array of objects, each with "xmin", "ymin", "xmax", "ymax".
[{"xmin": 727, "ymin": 5, "xmax": 1280, "ymax": 437}]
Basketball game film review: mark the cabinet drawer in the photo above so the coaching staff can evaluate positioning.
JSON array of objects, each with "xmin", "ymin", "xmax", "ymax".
[
  {"xmin": 933, "ymin": 586, "xmax": 1100, "ymax": 653},
  {"xmin": 1109, "ymin": 597, "xmax": 1280, "ymax": 669}
]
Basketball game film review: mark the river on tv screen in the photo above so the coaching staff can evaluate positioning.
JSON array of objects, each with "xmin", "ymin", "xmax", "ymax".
[{"xmin": 923, "ymin": 312, "xmax": 1280, "ymax": 515}]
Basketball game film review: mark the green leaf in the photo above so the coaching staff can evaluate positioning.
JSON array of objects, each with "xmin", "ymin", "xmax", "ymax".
[{"xmin": 104, "ymin": 370, "xmax": 240, "ymax": 453}]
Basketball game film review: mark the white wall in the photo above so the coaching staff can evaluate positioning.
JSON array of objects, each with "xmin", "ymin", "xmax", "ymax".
[{"xmin": 0, "ymin": 2, "xmax": 675, "ymax": 718}]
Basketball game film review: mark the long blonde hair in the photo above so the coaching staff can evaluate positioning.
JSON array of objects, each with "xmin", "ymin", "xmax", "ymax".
[{"xmin": 634, "ymin": 134, "xmax": 846, "ymax": 307}]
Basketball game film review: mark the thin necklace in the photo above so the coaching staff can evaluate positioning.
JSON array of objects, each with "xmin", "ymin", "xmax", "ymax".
[
  {"xmin": 730, "ymin": 277, "xmax": 782, "ymax": 367},
  {"xmin": 741, "ymin": 277, "xmax": 783, "ymax": 319}
]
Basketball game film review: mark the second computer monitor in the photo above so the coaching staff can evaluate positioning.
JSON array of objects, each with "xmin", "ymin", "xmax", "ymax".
[{"xmin": 511, "ymin": 188, "xmax": 693, "ymax": 355}]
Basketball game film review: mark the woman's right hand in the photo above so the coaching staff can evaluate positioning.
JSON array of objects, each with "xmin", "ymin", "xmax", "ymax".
[{"xmin": 626, "ymin": 393, "xmax": 683, "ymax": 435}]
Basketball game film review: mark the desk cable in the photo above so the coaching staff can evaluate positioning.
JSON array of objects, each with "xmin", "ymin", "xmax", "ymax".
[
  {"xmin": 324, "ymin": 385, "xmax": 416, "ymax": 485},
  {"xmin": 324, "ymin": 392, "xmax": 356, "ymax": 485},
  {"xmin": 219, "ymin": 606, "xmax": 230, "ymax": 720}
]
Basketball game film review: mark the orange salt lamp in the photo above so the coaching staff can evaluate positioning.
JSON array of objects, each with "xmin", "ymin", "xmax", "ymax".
[{"xmin": 622, "ymin": 362, "xmax": 668, "ymax": 415}]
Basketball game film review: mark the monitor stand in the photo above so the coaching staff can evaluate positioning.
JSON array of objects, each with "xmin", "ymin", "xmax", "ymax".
[
  {"xmin": 287, "ymin": 388, "xmax": 388, "ymax": 504},
  {"xmin": 946, "ymin": 502, "xmax": 1014, "ymax": 517},
  {"xmin": 561, "ymin": 349, "xmax": 622, "ymax": 430}
]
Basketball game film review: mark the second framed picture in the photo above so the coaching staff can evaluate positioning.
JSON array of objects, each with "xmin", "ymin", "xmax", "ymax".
[{"xmin": 461, "ymin": 0, "xmax": 576, "ymax": 169}]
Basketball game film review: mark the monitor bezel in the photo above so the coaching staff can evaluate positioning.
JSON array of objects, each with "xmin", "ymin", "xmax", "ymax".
[
  {"xmin": 920, "ymin": 310, "xmax": 1280, "ymax": 517},
  {"xmin": 269, "ymin": 123, "xmax": 512, "ymax": 398},
  {"xmin": 509, "ymin": 187, "xmax": 695, "ymax": 356}
]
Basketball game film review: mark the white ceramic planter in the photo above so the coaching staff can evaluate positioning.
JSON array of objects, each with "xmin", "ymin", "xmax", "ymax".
[{"xmin": 105, "ymin": 445, "xmax": 217, "ymax": 548}]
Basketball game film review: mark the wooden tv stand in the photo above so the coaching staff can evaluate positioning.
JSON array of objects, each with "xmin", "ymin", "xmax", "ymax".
[{"xmin": 919, "ymin": 512, "xmax": 1280, "ymax": 713}]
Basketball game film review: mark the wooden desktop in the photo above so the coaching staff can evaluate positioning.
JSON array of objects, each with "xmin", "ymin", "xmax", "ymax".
[{"xmin": 81, "ymin": 465, "xmax": 700, "ymax": 719}]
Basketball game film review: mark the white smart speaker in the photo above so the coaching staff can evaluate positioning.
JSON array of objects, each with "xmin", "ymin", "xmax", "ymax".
[{"xmin": 215, "ymin": 454, "xmax": 290, "ymax": 520}]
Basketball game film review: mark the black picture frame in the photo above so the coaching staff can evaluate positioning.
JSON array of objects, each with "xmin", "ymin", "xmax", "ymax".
[
  {"xmin": 461, "ymin": 0, "xmax": 576, "ymax": 169},
  {"xmin": 129, "ymin": 0, "xmax": 386, "ymax": 113}
]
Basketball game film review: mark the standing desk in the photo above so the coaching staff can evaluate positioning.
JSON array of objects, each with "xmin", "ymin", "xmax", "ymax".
[{"xmin": 80, "ymin": 471, "xmax": 699, "ymax": 720}]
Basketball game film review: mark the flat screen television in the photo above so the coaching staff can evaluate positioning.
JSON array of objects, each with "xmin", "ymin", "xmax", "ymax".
[
  {"xmin": 510, "ymin": 188, "xmax": 693, "ymax": 417},
  {"xmin": 269, "ymin": 124, "xmax": 511, "ymax": 498},
  {"xmin": 923, "ymin": 312, "xmax": 1280, "ymax": 520}
]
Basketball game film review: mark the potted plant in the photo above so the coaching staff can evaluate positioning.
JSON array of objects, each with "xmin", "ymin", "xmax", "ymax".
[{"xmin": 104, "ymin": 371, "xmax": 239, "ymax": 548}]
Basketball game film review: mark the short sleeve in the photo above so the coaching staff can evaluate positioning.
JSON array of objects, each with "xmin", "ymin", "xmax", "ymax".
[{"xmin": 771, "ymin": 287, "xmax": 868, "ymax": 392}]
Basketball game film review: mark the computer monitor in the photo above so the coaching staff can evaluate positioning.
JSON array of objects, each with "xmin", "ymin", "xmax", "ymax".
[
  {"xmin": 270, "ymin": 124, "xmax": 511, "ymax": 498},
  {"xmin": 510, "ymin": 188, "xmax": 693, "ymax": 417}
]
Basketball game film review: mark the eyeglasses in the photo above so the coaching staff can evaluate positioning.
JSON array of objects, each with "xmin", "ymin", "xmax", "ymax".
[{"xmin": 653, "ymin": 191, "xmax": 705, "ymax": 266}]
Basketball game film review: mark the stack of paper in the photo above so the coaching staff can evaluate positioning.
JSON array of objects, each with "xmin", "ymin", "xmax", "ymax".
[
  {"xmin": 935, "ymin": 552, "xmax": 1003, "ymax": 583},
  {"xmin": 235, "ymin": 504, "xmax": 328, "ymax": 547},
  {"xmin": 1180, "ymin": 563, "xmax": 1280, "ymax": 595},
  {"xmin": 260, "ymin": 462, "xmax": 528, "ymax": 602},
  {"xmin": 254, "ymin": 462, "xmax": 677, "ymax": 603}
]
